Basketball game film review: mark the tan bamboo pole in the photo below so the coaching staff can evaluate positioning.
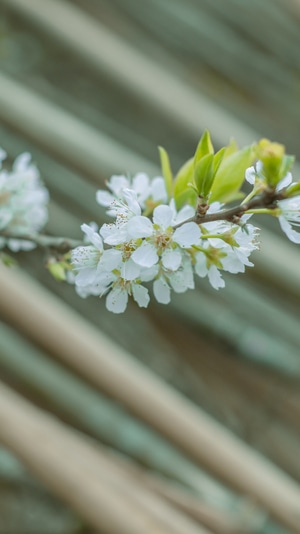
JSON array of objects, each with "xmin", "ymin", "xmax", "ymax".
[
  {"xmin": 0, "ymin": 380, "xmax": 211, "ymax": 534},
  {"xmin": 99, "ymin": 448, "xmax": 256, "ymax": 534},
  {"xmin": 0, "ymin": 265, "xmax": 300, "ymax": 531},
  {"xmin": 0, "ymin": 72, "xmax": 156, "ymax": 179},
  {"xmin": 0, "ymin": 0, "xmax": 258, "ymax": 147}
]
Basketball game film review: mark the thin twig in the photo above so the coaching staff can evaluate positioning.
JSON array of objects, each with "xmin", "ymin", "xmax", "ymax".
[
  {"xmin": 174, "ymin": 189, "xmax": 286, "ymax": 229},
  {"xmin": 0, "ymin": 232, "xmax": 84, "ymax": 253}
]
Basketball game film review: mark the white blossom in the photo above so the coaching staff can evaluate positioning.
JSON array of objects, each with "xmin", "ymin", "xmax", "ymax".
[
  {"xmin": 278, "ymin": 197, "xmax": 300, "ymax": 244},
  {"xmin": 96, "ymin": 172, "xmax": 167, "ymax": 215},
  {"xmin": 127, "ymin": 204, "xmax": 201, "ymax": 270},
  {"xmin": 0, "ymin": 151, "xmax": 49, "ymax": 251}
]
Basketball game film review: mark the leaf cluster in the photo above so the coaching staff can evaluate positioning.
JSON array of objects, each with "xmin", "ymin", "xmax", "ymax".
[{"xmin": 159, "ymin": 130, "xmax": 256, "ymax": 209}]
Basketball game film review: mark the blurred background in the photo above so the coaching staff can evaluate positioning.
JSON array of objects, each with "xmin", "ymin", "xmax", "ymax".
[{"xmin": 0, "ymin": 1, "xmax": 300, "ymax": 533}]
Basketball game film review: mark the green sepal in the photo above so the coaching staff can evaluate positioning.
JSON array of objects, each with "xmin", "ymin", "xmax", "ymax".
[
  {"xmin": 285, "ymin": 182, "xmax": 300, "ymax": 198},
  {"xmin": 158, "ymin": 146, "xmax": 173, "ymax": 198},
  {"xmin": 210, "ymin": 145, "xmax": 254, "ymax": 203},
  {"xmin": 194, "ymin": 154, "xmax": 214, "ymax": 197},
  {"xmin": 0, "ymin": 252, "xmax": 17, "ymax": 267},
  {"xmin": 194, "ymin": 130, "xmax": 214, "ymax": 166},
  {"xmin": 174, "ymin": 158, "xmax": 197, "ymax": 209},
  {"xmin": 47, "ymin": 260, "xmax": 69, "ymax": 281}
]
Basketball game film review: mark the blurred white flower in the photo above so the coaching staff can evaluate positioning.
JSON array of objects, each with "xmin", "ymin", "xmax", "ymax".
[
  {"xmin": 96, "ymin": 172, "xmax": 167, "ymax": 215},
  {"xmin": 0, "ymin": 151, "xmax": 49, "ymax": 251}
]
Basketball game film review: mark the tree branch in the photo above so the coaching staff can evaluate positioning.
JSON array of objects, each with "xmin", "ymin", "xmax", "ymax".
[
  {"xmin": 0, "ymin": 231, "xmax": 84, "ymax": 254},
  {"xmin": 174, "ymin": 189, "xmax": 286, "ymax": 228}
]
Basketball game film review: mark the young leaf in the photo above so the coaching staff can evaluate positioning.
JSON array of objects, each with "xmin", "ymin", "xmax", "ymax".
[
  {"xmin": 174, "ymin": 158, "xmax": 197, "ymax": 209},
  {"xmin": 158, "ymin": 146, "xmax": 173, "ymax": 198},
  {"xmin": 175, "ymin": 188, "xmax": 198, "ymax": 209},
  {"xmin": 194, "ymin": 130, "xmax": 214, "ymax": 166},
  {"xmin": 213, "ymin": 147, "xmax": 226, "ymax": 174},
  {"xmin": 194, "ymin": 154, "xmax": 214, "ymax": 197},
  {"xmin": 210, "ymin": 145, "xmax": 254, "ymax": 203},
  {"xmin": 279, "ymin": 155, "xmax": 295, "ymax": 181}
]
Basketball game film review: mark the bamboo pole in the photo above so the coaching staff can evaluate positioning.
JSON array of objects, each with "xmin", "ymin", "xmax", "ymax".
[
  {"xmin": 0, "ymin": 265, "xmax": 299, "ymax": 532},
  {"xmin": 0, "ymin": 0, "xmax": 258, "ymax": 147},
  {"xmin": 0, "ymin": 72, "xmax": 157, "ymax": 179},
  {"xmin": 0, "ymin": 320, "xmax": 236, "ymax": 506},
  {"xmin": 0, "ymin": 380, "xmax": 211, "ymax": 534}
]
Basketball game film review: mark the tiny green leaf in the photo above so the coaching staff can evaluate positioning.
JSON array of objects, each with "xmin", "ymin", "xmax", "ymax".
[
  {"xmin": 194, "ymin": 154, "xmax": 214, "ymax": 197},
  {"xmin": 194, "ymin": 130, "xmax": 214, "ymax": 167},
  {"xmin": 213, "ymin": 147, "xmax": 227, "ymax": 174},
  {"xmin": 158, "ymin": 146, "xmax": 173, "ymax": 198},
  {"xmin": 174, "ymin": 158, "xmax": 197, "ymax": 209},
  {"xmin": 210, "ymin": 145, "xmax": 254, "ymax": 203},
  {"xmin": 279, "ymin": 155, "xmax": 295, "ymax": 181}
]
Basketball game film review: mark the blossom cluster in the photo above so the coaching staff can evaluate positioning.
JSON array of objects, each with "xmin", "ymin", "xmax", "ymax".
[
  {"xmin": 246, "ymin": 161, "xmax": 300, "ymax": 244},
  {"xmin": 0, "ymin": 150, "xmax": 49, "ymax": 251},
  {"xmin": 1, "ymin": 134, "xmax": 300, "ymax": 315},
  {"xmin": 71, "ymin": 173, "xmax": 259, "ymax": 313}
]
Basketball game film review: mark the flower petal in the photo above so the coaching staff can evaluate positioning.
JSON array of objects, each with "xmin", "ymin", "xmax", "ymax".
[
  {"xmin": 123, "ymin": 189, "xmax": 141, "ymax": 216},
  {"xmin": 151, "ymin": 177, "xmax": 168, "ymax": 202},
  {"xmin": 131, "ymin": 241, "xmax": 158, "ymax": 268},
  {"xmin": 106, "ymin": 287, "xmax": 128, "ymax": 313},
  {"xmin": 132, "ymin": 284, "xmax": 150, "ymax": 308},
  {"xmin": 162, "ymin": 248, "xmax": 182, "ymax": 271},
  {"xmin": 153, "ymin": 205, "xmax": 173, "ymax": 228},
  {"xmin": 173, "ymin": 222, "xmax": 200, "ymax": 247},
  {"xmin": 100, "ymin": 223, "xmax": 128, "ymax": 245},
  {"xmin": 153, "ymin": 278, "xmax": 171, "ymax": 304},
  {"xmin": 208, "ymin": 266, "xmax": 225, "ymax": 290},
  {"xmin": 96, "ymin": 190, "xmax": 115, "ymax": 207},
  {"xmin": 121, "ymin": 259, "xmax": 141, "ymax": 280},
  {"xmin": 279, "ymin": 216, "xmax": 300, "ymax": 244},
  {"xmin": 81, "ymin": 223, "xmax": 103, "ymax": 250},
  {"xmin": 126, "ymin": 216, "xmax": 153, "ymax": 238}
]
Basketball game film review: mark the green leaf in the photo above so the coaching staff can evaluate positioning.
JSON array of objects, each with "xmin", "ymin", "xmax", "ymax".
[
  {"xmin": 194, "ymin": 130, "xmax": 214, "ymax": 167},
  {"xmin": 158, "ymin": 146, "xmax": 173, "ymax": 198},
  {"xmin": 174, "ymin": 158, "xmax": 197, "ymax": 209},
  {"xmin": 210, "ymin": 145, "xmax": 254, "ymax": 203},
  {"xmin": 194, "ymin": 154, "xmax": 214, "ymax": 197},
  {"xmin": 279, "ymin": 155, "xmax": 295, "ymax": 181},
  {"xmin": 213, "ymin": 147, "xmax": 226, "ymax": 174},
  {"xmin": 221, "ymin": 138, "xmax": 238, "ymax": 160},
  {"xmin": 175, "ymin": 188, "xmax": 198, "ymax": 210}
]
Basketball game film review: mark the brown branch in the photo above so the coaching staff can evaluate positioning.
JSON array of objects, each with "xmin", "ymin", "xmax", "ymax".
[{"xmin": 173, "ymin": 189, "xmax": 287, "ymax": 229}]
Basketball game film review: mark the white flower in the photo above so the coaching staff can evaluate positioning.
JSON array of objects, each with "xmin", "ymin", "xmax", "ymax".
[
  {"xmin": 195, "ymin": 251, "xmax": 225, "ymax": 290},
  {"xmin": 100, "ymin": 189, "xmax": 142, "ymax": 245},
  {"xmin": 152, "ymin": 255, "xmax": 194, "ymax": 304},
  {"xmin": 245, "ymin": 160, "xmax": 293, "ymax": 190},
  {"xmin": 96, "ymin": 172, "xmax": 168, "ymax": 215},
  {"xmin": 277, "ymin": 197, "xmax": 300, "ymax": 244},
  {"xmin": 71, "ymin": 224, "xmax": 104, "ymax": 287},
  {"xmin": 0, "ymin": 151, "xmax": 49, "ymax": 251},
  {"xmin": 106, "ymin": 279, "xmax": 150, "ymax": 314},
  {"xmin": 127, "ymin": 204, "xmax": 200, "ymax": 270}
]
